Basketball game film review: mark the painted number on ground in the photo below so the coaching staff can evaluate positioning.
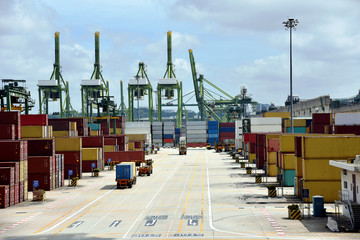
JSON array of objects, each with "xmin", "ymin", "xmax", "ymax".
[
  {"xmin": 145, "ymin": 219, "xmax": 157, "ymax": 226},
  {"xmin": 68, "ymin": 221, "xmax": 84, "ymax": 228},
  {"xmin": 109, "ymin": 220, "xmax": 121, "ymax": 227},
  {"xmin": 145, "ymin": 215, "xmax": 168, "ymax": 220},
  {"xmin": 174, "ymin": 233, "xmax": 204, "ymax": 237},
  {"xmin": 188, "ymin": 219, "xmax": 198, "ymax": 226},
  {"xmin": 181, "ymin": 215, "xmax": 202, "ymax": 219},
  {"xmin": 132, "ymin": 234, "xmax": 161, "ymax": 238}
]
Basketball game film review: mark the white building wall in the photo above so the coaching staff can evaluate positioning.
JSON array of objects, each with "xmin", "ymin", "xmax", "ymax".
[{"xmin": 341, "ymin": 170, "xmax": 360, "ymax": 204}]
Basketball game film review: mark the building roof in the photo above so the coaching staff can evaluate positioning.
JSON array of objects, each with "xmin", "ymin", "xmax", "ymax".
[{"xmin": 329, "ymin": 160, "xmax": 360, "ymax": 172}]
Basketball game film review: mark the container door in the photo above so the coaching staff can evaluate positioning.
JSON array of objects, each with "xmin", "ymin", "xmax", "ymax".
[{"xmin": 353, "ymin": 174, "xmax": 357, "ymax": 202}]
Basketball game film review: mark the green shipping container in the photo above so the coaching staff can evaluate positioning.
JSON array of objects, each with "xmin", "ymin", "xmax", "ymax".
[
  {"xmin": 286, "ymin": 127, "xmax": 307, "ymax": 133},
  {"xmin": 282, "ymin": 169, "xmax": 296, "ymax": 187}
]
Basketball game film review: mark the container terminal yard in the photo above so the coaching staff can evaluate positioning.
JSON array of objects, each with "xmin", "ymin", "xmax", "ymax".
[{"xmin": 1, "ymin": 17, "xmax": 360, "ymax": 240}]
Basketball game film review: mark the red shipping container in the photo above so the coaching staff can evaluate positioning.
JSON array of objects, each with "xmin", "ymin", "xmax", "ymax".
[
  {"xmin": 14, "ymin": 183, "xmax": 19, "ymax": 204},
  {"xmin": 0, "ymin": 140, "xmax": 27, "ymax": 161},
  {"xmin": 9, "ymin": 185, "xmax": 14, "ymax": 206},
  {"xmin": 64, "ymin": 164, "xmax": 82, "ymax": 179},
  {"xmin": 82, "ymin": 136, "xmax": 104, "ymax": 148},
  {"xmin": 268, "ymin": 139, "xmax": 280, "ymax": 152},
  {"xmin": 0, "ymin": 124, "xmax": 15, "ymax": 140},
  {"xmin": 294, "ymin": 136, "xmax": 302, "ymax": 157},
  {"xmin": 311, "ymin": 123, "xmax": 327, "ymax": 133},
  {"xmin": 56, "ymin": 151, "xmax": 81, "ymax": 165},
  {"xmin": 28, "ymin": 173, "xmax": 53, "ymax": 191},
  {"xmin": 335, "ymin": 125, "xmax": 360, "ymax": 135},
  {"xmin": 0, "ymin": 162, "xmax": 19, "ymax": 184},
  {"xmin": 250, "ymin": 133, "xmax": 256, "ymax": 144},
  {"xmin": 104, "ymin": 151, "xmax": 145, "ymax": 163},
  {"xmin": 219, "ymin": 122, "xmax": 235, "ymax": 128},
  {"xmin": 0, "ymin": 185, "xmax": 9, "ymax": 208},
  {"xmin": 312, "ymin": 113, "xmax": 332, "ymax": 125},
  {"xmin": 104, "ymin": 138, "xmax": 117, "ymax": 146},
  {"xmin": 163, "ymin": 139, "xmax": 173, "ymax": 143},
  {"xmin": 0, "ymin": 167, "xmax": 14, "ymax": 186},
  {"xmin": 219, "ymin": 132, "xmax": 235, "ymax": 138},
  {"xmin": 20, "ymin": 114, "xmax": 48, "ymax": 126},
  {"xmin": 250, "ymin": 143, "xmax": 256, "ymax": 154},
  {"xmin": 0, "ymin": 111, "xmax": 20, "ymax": 125},
  {"xmin": 82, "ymin": 161, "xmax": 97, "ymax": 172},
  {"xmin": 14, "ymin": 125, "xmax": 21, "ymax": 139},
  {"xmin": 19, "ymin": 181, "xmax": 24, "ymax": 202},
  {"xmin": 49, "ymin": 118, "xmax": 88, "ymax": 136},
  {"xmin": 48, "ymin": 121, "xmax": 71, "ymax": 131},
  {"xmin": 104, "ymin": 135, "xmax": 128, "ymax": 151},
  {"xmin": 28, "ymin": 156, "xmax": 52, "ymax": 174},
  {"xmin": 27, "ymin": 139, "xmax": 55, "ymax": 156},
  {"xmin": 244, "ymin": 133, "xmax": 250, "ymax": 143}
]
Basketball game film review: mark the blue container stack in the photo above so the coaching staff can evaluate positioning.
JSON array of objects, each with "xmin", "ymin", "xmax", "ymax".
[
  {"xmin": 207, "ymin": 121, "xmax": 219, "ymax": 146},
  {"xmin": 174, "ymin": 128, "xmax": 180, "ymax": 145}
]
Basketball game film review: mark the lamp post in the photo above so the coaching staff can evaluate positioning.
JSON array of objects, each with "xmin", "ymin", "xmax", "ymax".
[
  {"xmin": 283, "ymin": 18, "xmax": 299, "ymax": 134},
  {"xmin": 135, "ymin": 75, "xmax": 140, "ymax": 121}
]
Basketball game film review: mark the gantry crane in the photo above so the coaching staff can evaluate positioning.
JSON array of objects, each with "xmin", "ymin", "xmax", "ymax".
[
  {"xmin": 38, "ymin": 32, "xmax": 72, "ymax": 117},
  {"xmin": 128, "ymin": 62, "xmax": 153, "ymax": 122},
  {"xmin": 157, "ymin": 31, "xmax": 182, "ymax": 128},
  {"xmin": 188, "ymin": 49, "xmax": 256, "ymax": 122},
  {"xmin": 81, "ymin": 32, "xmax": 116, "ymax": 122},
  {"xmin": 118, "ymin": 80, "xmax": 127, "ymax": 116},
  {"xmin": 0, "ymin": 79, "xmax": 34, "ymax": 113}
]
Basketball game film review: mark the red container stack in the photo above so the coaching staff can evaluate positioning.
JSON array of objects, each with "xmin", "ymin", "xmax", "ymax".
[
  {"xmin": 20, "ymin": 114, "xmax": 48, "ymax": 126},
  {"xmin": 219, "ymin": 122, "xmax": 235, "ymax": 143},
  {"xmin": 311, "ymin": 113, "xmax": 332, "ymax": 133},
  {"xmin": 0, "ymin": 185, "xmax": 9, "ymax": 208}
]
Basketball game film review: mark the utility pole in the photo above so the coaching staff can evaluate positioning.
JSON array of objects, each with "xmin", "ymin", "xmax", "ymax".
[{"xmin": 283, "ymin": 18, "xmax": 299, "ymax": 134}]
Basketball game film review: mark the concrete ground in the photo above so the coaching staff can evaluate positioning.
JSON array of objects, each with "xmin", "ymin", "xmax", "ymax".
[{"xmin": 0, "ymin": 148, "xmax": 358, "ymax": 240}]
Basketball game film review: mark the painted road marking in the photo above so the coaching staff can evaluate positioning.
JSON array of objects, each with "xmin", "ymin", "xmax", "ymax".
[
  {"xmin": 145, "ymin": 219, "xmax": 157, "ymax": 226},
  {"xmin": 181, "ymin": 214, "xmax": 202, "ymax": 219},
  {"xmin": 109, "ymin": 220, "xmax": 121, "ymax": 227},
  {"xmin": 67, "ymin": 221, "xmax": 83, "ymax": 228},
  {"xmin": 262, "ymin": 208, "xmax": 285, "ymax": 235},
  {"xmin": 145, "ymin": 215, "xmax": 168, "ymax": 220},
  {"xmin": 188, "ymin": 219, "xmax": 199, "ymax": 226},
  {"xmin": 0, "ymin": 212, "xmax": 41, "ymax": 235},
  {"xmin": 132, "ymin": 234, "xmax": 161, "ymax": 238},
  {"xmin": 174, "ymin": 233, "xmax": 204, "ymax": 237}
]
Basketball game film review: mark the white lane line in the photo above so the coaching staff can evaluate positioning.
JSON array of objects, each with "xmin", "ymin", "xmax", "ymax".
[
  {"xmin": 35, "ymin": 186, "xmax": 116, "ymax": 235},
  {"xmin": 123, "ymin": 155, "xmax": 180, "ymax": 239}
]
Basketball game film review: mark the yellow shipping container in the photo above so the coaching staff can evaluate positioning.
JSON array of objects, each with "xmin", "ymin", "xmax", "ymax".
[
  {"xmin": 302, "ymin": 136, "xmax": 360, "ymax": 159},
  {"xmin": 128, "ymin": 142, "xmax": 135, "ymax": 151},
  {"xmin": 280, "ymin": 135, "xmax": 296, "ymax": 152},
  {"xmin": 295, "ymin": 157, "xmax": 303, "ymax": 177},
  {"xmin": 302, "ymin": 180, "xmax": 341, "ymax": 203},
  {"xmin": 24, "ymin": 160, "xmax": 28, "ymax": 180},
  {"xmin": 24, "ymin": 181, "xmax": 28, "ymax": 200},
  {"xmin": 122, "ymin": 162, "xmax": 136, "ymax": 179},
  {"xmin": 55, "ymin": 137, "xmax": 82, "ymax": 151},
  {"xmin": 268, "ymin": 152, "xmax": 277, "ymax": 164},
  {"xmin": 249, "ymin": 153, "xmax": 256, "ymax": 163},
  {"xmin": 284, "ymin": 119, "xmax": 307, "ymax": 128},
  {"xmin": 282, "ymin": 153, "xmax": 296, "ymax": 170},
  {"xmin": 82, "ymin": 148, "xmax": 101, "ymax": 161},
  {"xmin": 70, "ymin": 122, "xmax": 77, "ymax": 131},
  {"xmin": 267, "ymin": 164, "xmax": 278, "ymax": 177},
  {"xmin": 263, "ymin": 112, "xmax": 291, "ymax": 118},
  {"xmin": 127, "ymin": 134, "xmax": 147, "ymax": 141},
  {"xmin": 90, "ymin": 130, "xmax": 99, "ymax": 136},
  {"xmin": 53, "ymin": 131, "xmax": 70, "ymax": 137},
  {"xmin": 21, "ymin": 126, "xmax": 47, "ymax": 138},
  {"xmin": 47, "ymin": 126, "xmax": 53, "ymax": 138},
  {"xmin": 19, "ymin": 161, "xmax": 25, "ymax": 182},
  {"xmin": 104, "ymin": 145, "xmax": 116, "ymax": 152},
  {"xmin": 110, "ymin": 128, "xmax": 122, "ymax": 134},
  {"xmin": 302, "ymin": 159, "xmax": 341, "ymax": 181}
]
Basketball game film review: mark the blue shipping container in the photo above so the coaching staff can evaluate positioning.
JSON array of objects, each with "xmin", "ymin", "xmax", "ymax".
[
  {"xmin": 163, "ymin": 134, "xmax": 174, "ymax": 139},
  {"xmin": 208, "ymin": 121, "xmax": 218, "ymax": 126},
  {"xmin": 88, "ymin": 123, "xmax": 100, "ymax": 131},
  {"xmin": 175, "ymin": 128, "xmax": 180, "ymax": 134},
  {"xmin": 282, "ymin": 169, "xmax": 295, "ymax": 187},
  {"xmin": 219, "ymin": 127, "xmax": 235, "ymax": 133},
  {"xmin": 208, "ymin": 134, "xmax": 219, "ymax": 139},
  {"xmin": 208, "ymin": 138, "xmax": 218, "ymax": 146},
  {"xmin": 286, "ymin": 127, "xmax": 307, "ymax": 133},
  {"xmin": 208, "ymin": 130, "xmax": 219, "ymax": 134},
  {"xmin": 116, "ymin": 163, "xmax": 134, "ymax": 180}
]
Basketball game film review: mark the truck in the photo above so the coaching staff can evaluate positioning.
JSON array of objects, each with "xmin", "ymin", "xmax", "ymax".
[
  {"xmin": 116, "ymin": 162, "xmax": 137, "ymax": 189},
  {"xmin": 138, "ymin": 159, "xmax": 153, "ymax": 176},
  {"xmin": 215, "ymin": 141, "xmax": 224, "ymax": 152},
  {"xmin": 179, "ymin": 136, "xmax": 187, "ymax": 155}
]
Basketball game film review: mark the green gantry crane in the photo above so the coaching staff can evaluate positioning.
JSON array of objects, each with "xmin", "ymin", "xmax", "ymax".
[
  {"xmin": 128, "ymin": 62, "xmax": 153, "ymax": 123},
  {"xmin": 118, "ymin": 80, "xmax": 127, "ymax": 116},
  {"xmin": 38, "ymin": 32, "xmax": 72, "ymax": 117},
  {"xmin": 188, "ymin": 49, "xmax": 256, "ymax": 122},
  {"xmin": 81, "ymin": 32, "xmax": 116, "ymax": 123},
  {"xmin": 157, "ymin": 31, "xmax": 182, "ymax": 128},
  {"xmin": 0, "ymin": 79, "xmax": 34, "ymax": 113}
]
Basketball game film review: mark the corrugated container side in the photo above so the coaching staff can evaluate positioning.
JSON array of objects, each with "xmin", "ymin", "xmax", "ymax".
[
  {"xmin": 20, "ymin": 114, "xmax": 48, "ymax": 126},
  {"xmin": 0, "ymin": 162, "xmax": 19, "ymax": 184},
  {"xmin": 21, "ymin": 126, "xmax": 48, "ymax": 138},
  {"xmin": 267, "ymin": 164, "xmax": 278, "ymax": 177},
  {"xmin": 55, "ymin": 137, "xmax": 82, "ymax": 152},
  {"xmin": 284, "ymin": 118, "xmax": 307, "ymax": 128},
  {"xmin": 268, "ymin": 138, "xmax": 280, "ymax": 152},
  {"xmin": 0, "ymin": 185, "xmax": 9, "ymax": 208},
  {"xmin": 302, "ymin": 159, "xmax": 341, "ymax": 181},
  {"xmin": 0, "ymin": 167, "xmax": 15, "ymax": 186},
  {"xmin": 0, "ymin": 124, "xmax": 15, "ymax": 140},
  {"xmin": 267, "ymin": 152, "xmax": 277, "ymax": 164},
  {"xmin": 262, "ymin": 112, "xmax": 291, "ymax": 118},
  {"xmin": 0, "ymin": 112, "xmax": 20, "ymax": 125},
  {"xmin": 295, "ymin": 157, "xmax": 303, "ymax": 177},
  {"xmin": 0, "ymin": 140, "xmax": 27, "ymax": 161},
  {"xmin": 28, "ymin": 156, "xmax": 52, "ymax": 174},
  {"xmin": 28, "ymin": 173, "xmax": 52, "ymax": 191},
  {"xmin": 282, "ymin": 169, "xmax": 295, "ymax": 186},
  {"xmin": 116, "ymin": 163, "xmax": 133, "ymax": 180},
  {"xmin": 282, "ymin": 154, "xmax": 296, "ymax": 170},
  {"xmin": 27, "ymin": 139, "xmax": 55, "ymax": 156},
  {"xmin": 280, "ymin": 135, "xmax": 296, "ymax": 152},
  {"xmin": 302, "ymin": 180, "xmax": 341, "ymax": 203},
  {"xmin": 312, "ymin": 113, "xmax": 332, "ymax": 125}
]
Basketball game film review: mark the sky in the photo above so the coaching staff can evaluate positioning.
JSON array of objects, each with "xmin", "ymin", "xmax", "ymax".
[{"xmin": 1, "ymin": 0, "xmax": 360, "ymax": 114}]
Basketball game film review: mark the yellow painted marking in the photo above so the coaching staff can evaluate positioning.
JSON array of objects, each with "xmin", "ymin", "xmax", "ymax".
[
  {"xmin": 34, "ymin": 190, "xmax": 106, "ymax": 234},
  {"xmin": 178, "ymin": 152, "xmax": 200, "ymax": 232}
]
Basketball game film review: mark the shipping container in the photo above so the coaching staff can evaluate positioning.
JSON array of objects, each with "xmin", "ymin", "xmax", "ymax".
[
  {"xmin": 28, "ymin": 173, "xmax": 52, "ymax": 191},
  {"xmin": 0, "ymin": 162, "xmax": 19, "ymax": 184},
  {"xmin": 0, "ymin": 124, "xmax": 15, "ymax": 140},
  {"xmin": 14, "ymin": 183, "xmax": 19, "ymax": 204},
  {"xmin": 0, "ymin": 185, "xmax": 9, "ymax": 208},
  {"xmin": 266, "ymin": 164, "xmax": 278, "ymax": 177},
  {"xmin": 55, "ymin": 137, "xmax": 82, "ymax": 151},
  {"xmin": 284, "ymin": 118, "xmax": 307, "ymax": 128},
  {"xmin": 28, "ymin": 156, "xmax": 52, "ymax": 174},
  {"xmin": 267, "ymin": 152, "xmax": 277, "ymax": 164},
  {"xmin": 20, "ymin": 114, "xmax": 48, "ymax": 126},
  {"xmin": 280, "ymin": 169, "xmax": 295, "ymax": 187},
  {"xmin": 21, "ymin": 126, "xmax": 50, "ymax": 138},
  {"xmin": 295, "ymin": 157, "xmax": 303, "ymax": 178},
  {"xmin": 0, "ymin": 167, "xmax": 15, "ymax": 186},
  {"xmin": 116, "ymin": 163, "xmax": 134, "ymax": 180},
  {"xmin": 302, "ymin": 159, "xmax": 341, "ymax": 181},
  {"xmin": 82, "ymin": 161, "xmax": 97, "ymax": 172},
  {"xmin": 302, "ymin": 180, "xmax": 341, "ymax": 203},
  {"xmin": 262, "ymin": 112, "xmax": 291, "ymax": 118},
  {"xmin": 56, "ymin": 151, "xmax": 81, "ymax": 165},
  {"xmin": 282, "ymin": 154, "xmax": 296, "ymax": 170},
  {"xmin": 64, "ymin": 164, "xmax": 82, "ymax": 179},
  {"xmin": 268, "ymin": 138, "xmax": 280, "ymax": 152},
  {"xmin": 27, "ymin": 139, "xmax": 55, "ymax": 156},
  {"xmin": 312, "ymin": 113, "xmax": 332, "ymax": 125},
  {"xmin": 0, "ymin": 140, "xmax": 27, "ymax": 161},
  {"xmin": 0, "ymin": 111, "xmax": 20, "ymax": 125},
  {"xmin": 82, "ymin": 148, "xmax": 101, "ymax": 161}
]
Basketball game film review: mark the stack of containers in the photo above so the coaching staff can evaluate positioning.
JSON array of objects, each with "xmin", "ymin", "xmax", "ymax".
[
  {"xmin": 104, "ymin": 135, "xmax": 128, "ymax": 151},
  {"xmin": 250, "ymin": 117, "xmax": 282, "ymax": 133},
  {"xmin": 163, "ymin": 121, "xmax": 175, "ymax": 147},
  {"xmin": 266, "ymin": 134, "xmax": 280, "ymax": 177},
  {"xmin": 283, "ymin": 118, "xmax": 309, "ymax": 133},
  {"xmin": 311, "ymin": 113, "xmax": 332, "ymax": 133},
  {"xmin": 186, "ymin": 121, "xmax": 207, "ymax": 147},
  {"xmin": 21, "ymin": 114, "xmax": 53, "ymax": 138},
  {"xmin": 55, "ymin": 137, "xmax": 82, "ymax": 179},
  {"xmin": 235, "ymin": 120, "xmax": 242, "ymax": 150},
  {"xmin": 124, "ymin": 122, "xmax": 151, "ymax": 149},
  {"xmin": 49, "ymin": 120, "xmax": 77, "ymax": 137},
  {"xmin": 174, "ymin": 127, "xmax": 180, "ymax": 146},
  {"xmin": 208, "ymin": 121, "xmax": 219, "ymax": 147},
  {"xmin": 152, "ymin": 122, "xmax": 163, "ymax": 147},
  {"xmin": 0, "ymin": 166, "xmax": 14, "ymax": 208},
  {"xmin": 181, "ymin": 123, "xmax": 186, "ymax": 139},
  {"xmin": 110, "ymin": 116, "xmax": 126, "ymax": 135},
  {"xmin": 127, "ymin": 134, "xmax": 147, "ymax": 151},
  {"xmin": 0, "ymin": 111, "xmax": 28, "ymax": 208},
  {"xmin": 295, "ymin": 136, "xmax": 360, "ymax": 202},
  {"xmin": 278, "ymin": 135, "xmax": 297, "ymax": 187},
  {"xmin": 104, "ymin": 138, "xmax": 117, "ymax": 152},
  {"xmin": 49, "ymin": 117, "xmax": 88, "ymax": 136},
  {"xmin": 88, "ymin": 123, "xmax": 100, "ymax": 136},
  {"xmin": 334, "ymin": 112, "xmax": 360, "ymax": 135},
  {"xmin": 82, "ymin": 136, "xmax": 104, "ymax": 172},
  {"xmin": 219, "ymin": 122, "xmax": 235, "ymax": 145},
  {"xmin": 243, "ymin": 133, "xmax": 256, "ymax": 162}
]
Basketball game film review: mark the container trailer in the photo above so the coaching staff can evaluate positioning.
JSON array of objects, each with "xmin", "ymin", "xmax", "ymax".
[{"xmin": 115, "ymin": 163, "xmax": 136, "ymax": 189}]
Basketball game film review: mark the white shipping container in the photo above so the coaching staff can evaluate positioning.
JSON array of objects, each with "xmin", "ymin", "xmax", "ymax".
[
  {"xmin": 124, "ymin": 128, "xmax": 151, "ymax": 134},
  {"xmin": 251, "ymin": 117, "xmax": 282, "ymax": 126},
  {"xmin": 186, "ymin": 130, "xmax": 207, "ymax": 135},
  {"xmin": 186, "ymin": 121, "xmax": 207, "ymax": 126},
  {"xmin": 164, "ymin": 130, "xmax": 174, "ymax": 134},
  {"xmin": 125, "ymin": 122, "xmax": 151, "ymax": 129},
  {"xmin": 235, "ymin": 138, "xmax": 243, "ymax": 149},
  {"xmin": 152, "ymin": 130, "xmax": 163, "ymax": 135},
  {"xmin": 186, "ymin": 125, "xmax": 207, "ymax": 130},
  {"xmin": 152, "ymin": 122, "xmax": 163, "ymax": 127},
  {"xmin": 250, "ymin": 125, "xmax": 282, "ymax": 133},
  {"xmin": 335, "ymin": 113, "xmax": 360, "ymax": 126}
]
